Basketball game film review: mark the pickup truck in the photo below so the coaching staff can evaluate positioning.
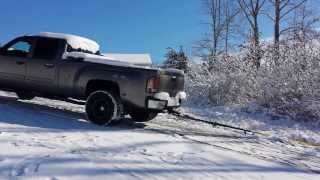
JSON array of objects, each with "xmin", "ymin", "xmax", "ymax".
[{"xmin": 0, "ymin": 32, "xmax": 186, "ymax": 125}]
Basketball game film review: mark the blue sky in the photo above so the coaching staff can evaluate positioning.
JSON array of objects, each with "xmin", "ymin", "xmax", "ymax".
[
  {"xmin": 0, "ymin": 0, "xmax": 205, "ymax": 63},
  {"xmin": 0, "ymin": 0, "xmax": 318, "ymax": 63}
]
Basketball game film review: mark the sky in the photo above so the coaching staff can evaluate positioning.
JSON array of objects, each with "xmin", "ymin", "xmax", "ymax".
[
  {"xmin": 0, "ymin": 0, "xmax": 318, "ymax": 64},
  {"xmin": 0, "ymin": 0, "xmax": 205, "ymax": 64}
]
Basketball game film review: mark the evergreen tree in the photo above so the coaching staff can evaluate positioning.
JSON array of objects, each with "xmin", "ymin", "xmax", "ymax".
[{"xmin": 163, "ymin": 46, "xmax": 188, "ymax": 72}]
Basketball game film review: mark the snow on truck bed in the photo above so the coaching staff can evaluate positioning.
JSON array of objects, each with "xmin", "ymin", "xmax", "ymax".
[
  {"xmin": 65, "ymin": 52, "xmax": 153, "ymax": 68},
  {"xmin": 38, "ymin": 32, "xmax": 153, "ymax": 66},
  {"xmin": 0, "ymin": 90, "xmax": 319, "ymax": 180},
  {"xmin": 103, "ymin": 53, "xmax": 152, "ymax": 66}
]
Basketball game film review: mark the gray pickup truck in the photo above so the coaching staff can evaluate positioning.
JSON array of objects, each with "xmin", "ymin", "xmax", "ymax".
[{"xmin": 0, "ymin": 32, "xmax": 186, "ymax": 125}]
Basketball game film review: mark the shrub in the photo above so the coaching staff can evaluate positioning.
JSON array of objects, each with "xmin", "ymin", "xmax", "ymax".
[{"xmin": 186, "ymin": 41, "xmax": 320, "ymax": 122}]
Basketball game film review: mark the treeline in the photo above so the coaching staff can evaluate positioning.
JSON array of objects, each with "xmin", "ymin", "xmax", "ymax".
[
  {"xmin": 164, "ymin": 0, "xmax": 320, "ymax": 122},
  {"xmin": 165, "ymin": 0, "xmax": 320, "ymax": 71},
  {"xmin": 197, "ymin": 0, "xmax": 319, "ymax": 68}
]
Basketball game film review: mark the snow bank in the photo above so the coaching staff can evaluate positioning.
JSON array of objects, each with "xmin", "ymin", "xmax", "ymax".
[{"xmin": 181, "ymin": 104, "xmax": 320, "ymax": 146}]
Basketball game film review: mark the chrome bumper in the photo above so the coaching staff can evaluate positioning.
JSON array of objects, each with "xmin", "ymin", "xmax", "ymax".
[{"xmin": 147, "ymin": 91, "xmax": 186, "ymax": 110}]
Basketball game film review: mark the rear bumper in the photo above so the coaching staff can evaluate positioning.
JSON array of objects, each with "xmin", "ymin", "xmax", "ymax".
[{"xmin": 147, "ymin": 91, "xmax": 186, "ymax": 110}]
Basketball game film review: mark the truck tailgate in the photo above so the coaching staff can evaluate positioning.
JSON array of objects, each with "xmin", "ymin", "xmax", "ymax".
[{"xmin": 158, "ymin": 69, "xmax": 185, "ymax": 97}]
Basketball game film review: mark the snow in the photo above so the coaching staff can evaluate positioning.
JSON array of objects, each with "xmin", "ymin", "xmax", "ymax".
[
  {"xmin": 37, "ymin": 32, "xmax": 153, "ymax": 67},
  {"xmin": 38, "ymin": 32, "xmax": 100, "ymax": 53},
  {"xmin": 103, "ymin": 53, "xmax": 152, "ymax": 66},
  {"xmin": 65, "ymin": 52, "xmax": 134, "ymax": 67},
  {"xmin": 0, "ymin": 90, "xmax": 319, "ymax": 179},
  {"xmin": 65, "ymin": 52, "xmax": 155, "ymax": 68},
  {"xmin": 181, "ymin": 104, "xmax": 320, "ymax": 146}
]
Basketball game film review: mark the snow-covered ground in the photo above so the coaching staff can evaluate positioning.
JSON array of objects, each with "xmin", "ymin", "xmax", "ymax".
[{"xmin": 0, "ymin": 91, "xmax": 319, "ymax": 179}]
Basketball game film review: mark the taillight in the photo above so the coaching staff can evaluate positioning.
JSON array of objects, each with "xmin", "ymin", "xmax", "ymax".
[{"xmin": 146, "ymin": 76, "xmax": 160, "ymax": 93}]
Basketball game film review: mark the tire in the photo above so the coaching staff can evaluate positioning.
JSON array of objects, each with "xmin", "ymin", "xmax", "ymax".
[
  {"xmin": 16, "ymin": 92, "xmax": 35, "ymax": 100},
  {"xmin": 85, "ymin": 91, "xmax": 123, "ymax": 125},
  {"xmin": 130, "ymin": 110, "xmax": 158, "ymax": 122}
]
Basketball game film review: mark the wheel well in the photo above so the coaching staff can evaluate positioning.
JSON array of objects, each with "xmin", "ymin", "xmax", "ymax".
[{"xmin": 85, "ymin": 80, "xmax": 120, "ymax": 98}]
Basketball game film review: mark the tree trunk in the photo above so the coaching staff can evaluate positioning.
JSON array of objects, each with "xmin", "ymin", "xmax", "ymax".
[
  {"xmin": 274, "ymin": 0, "xmax": 281, "ymax": 65},
  {"xmin": 253, "ymin": 16, "xmax": 261, "ymax": 69},
  {"xmin": 225, "ymin": 1, "xmax": 230, "ymax": 55}
]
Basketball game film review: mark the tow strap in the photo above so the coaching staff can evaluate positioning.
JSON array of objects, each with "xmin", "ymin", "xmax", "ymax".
[{"xmin": 169, "ymin": 110, "xmax": 266, "ymax": 136}]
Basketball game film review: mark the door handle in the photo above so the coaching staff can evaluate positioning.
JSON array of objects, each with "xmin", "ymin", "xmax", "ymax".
[
  {"xmin": 16, "ymin": 61, "xmax": 25, "ymax": 65},
  {"xmin": 44, "ymin": 63, "xmax": 55, "ymax": 68}
]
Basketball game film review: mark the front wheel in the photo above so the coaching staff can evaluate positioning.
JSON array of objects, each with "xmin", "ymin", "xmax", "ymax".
[
  {"xmin": 85, "ymin": 91, "xmax": 123, "ymax": 125},
  {"xmin": 129, "ymin": 110, "xmax": 158, "ymax": 122}
]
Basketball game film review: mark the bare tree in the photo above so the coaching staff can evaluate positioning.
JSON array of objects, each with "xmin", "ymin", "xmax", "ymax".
[
  {"xmin": 289, "ymin": 2, "xmax": 320, "ymax": 44},
  {"xmin": 267, "ymin": 0, "xmax": 307, "ymax": 63},
  {"xmin": 196, "ymin": 0, "xmax": 240, "ymax": 69},
  {"xmin": 200, "ymin": 0, "xmax": 224, "ymax": 65},
  {"xmin": 223, "ymin": 1, "xmax": 240, "ymax": 55},
  {"xmin": 237, "ymin": 0, "xmax": 266, "ymax": 69}
]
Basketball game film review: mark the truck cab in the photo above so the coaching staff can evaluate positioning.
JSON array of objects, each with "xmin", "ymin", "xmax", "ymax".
[
  {"xmin": 0, "ymin": 32, "xmax": 186, "ymax": 125},
  {"xmin": 0, "ymin": 35, "xmax": 65, "ymax": 93}
]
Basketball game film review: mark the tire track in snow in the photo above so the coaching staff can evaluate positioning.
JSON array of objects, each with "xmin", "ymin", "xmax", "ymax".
[
  {"xmin": 146, "ymin": 115, "xmax": 320, "ymax": 174},
  {"xmin": 10, "ymin": 155, "xmax": 50, "ymax": 177}
]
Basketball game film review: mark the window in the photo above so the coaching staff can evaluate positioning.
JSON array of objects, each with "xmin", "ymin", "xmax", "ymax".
[
  {"xmin": 9, "ymin": 41, "xmax": 30, "ymax": 52},
  {"xmin": 5, "ymin": 40, "xmax": 32, "ymax": 58},
  {"xmin": 33, "ymin": 38, "xmax": 61, "ymax": 60}
]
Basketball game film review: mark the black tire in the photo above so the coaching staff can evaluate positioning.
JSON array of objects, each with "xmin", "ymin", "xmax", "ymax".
[
  {"xmin": 16, "ymin": 92, "xmax": 35, "ymax": 100},
  {"xmin": 85, "ymin": 91, "xmax": 123, "ymax": 125},
  {"xmin": 130, "ymin": 110, "xmax": 158, "ymax": 122}
]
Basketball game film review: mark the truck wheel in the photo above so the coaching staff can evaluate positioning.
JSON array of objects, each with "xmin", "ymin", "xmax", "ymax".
[
  {"xmin": 16, "ymin": 92, "xmax": 35, "ymax": 100},
  {"xmin": 130, "ymin": 110, "xmax": 158, "ymax": 122},
  {"xmin": 85, "ymin": 91, "xmax": 123, "ymax": 125}
]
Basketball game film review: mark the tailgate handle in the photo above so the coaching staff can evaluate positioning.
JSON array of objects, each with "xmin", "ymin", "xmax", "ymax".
[{"xmin": 44, "ymin": 63, "xmax": 55, "ymax": 68}]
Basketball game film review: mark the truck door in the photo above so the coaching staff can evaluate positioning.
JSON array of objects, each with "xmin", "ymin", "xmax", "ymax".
[
  {"xmin": 0, "ymin": 37, "xmax": 33, "ymax": 89},
  {"xmin": 26, "ymin": 37, "xmax": 64, "ymax": 93}
]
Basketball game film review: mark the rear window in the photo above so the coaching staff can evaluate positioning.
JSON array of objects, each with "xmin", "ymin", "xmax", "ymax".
[{"xmin": 33, "ymin": 38, "xmax": 61, "ymax": 60}]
